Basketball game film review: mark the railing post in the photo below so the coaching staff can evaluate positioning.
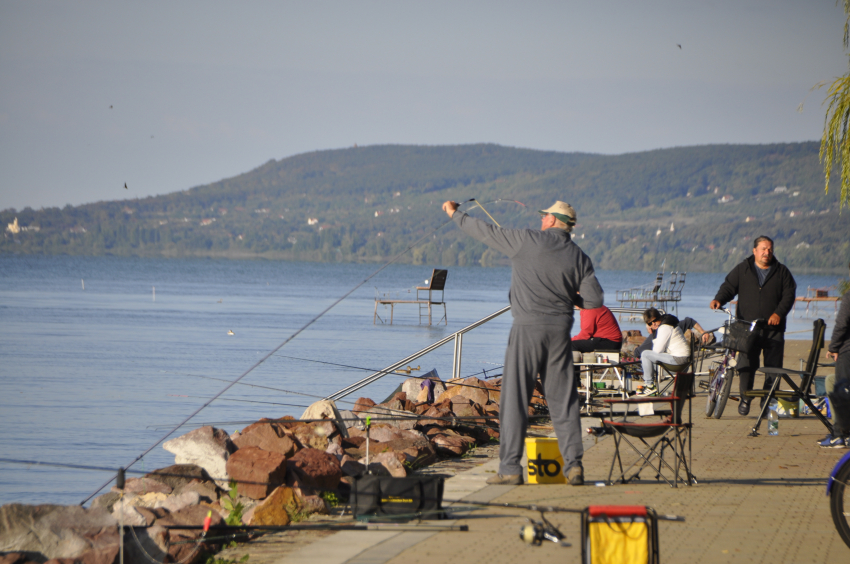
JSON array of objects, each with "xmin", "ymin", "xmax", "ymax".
[{"xmin": 452, "ymin": 333, "xmax": 463, "ymax": 380}]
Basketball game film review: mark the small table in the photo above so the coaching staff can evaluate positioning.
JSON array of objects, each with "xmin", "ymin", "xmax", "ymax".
[{"xmin": 576, "ymin": 361, "xmax": 640, "ymax": 414}]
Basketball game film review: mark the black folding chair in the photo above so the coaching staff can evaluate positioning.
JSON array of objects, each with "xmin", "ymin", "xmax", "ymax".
[
  {"xmin": 747, "ymin": 318, "xmax": 832, "ymax": 437},
  {"xmin": 601, "ymin": 372, "xmax": 696, "ymax": 487}
]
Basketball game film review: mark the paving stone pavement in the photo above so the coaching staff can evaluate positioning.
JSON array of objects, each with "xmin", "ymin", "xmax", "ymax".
[
  {"xmin": 231, "ymin": 409, "xmax": 848, "ymax": 564},
  {"xmin": 220, "ymin": 338, "xmax": 850, "ymax": 563}
]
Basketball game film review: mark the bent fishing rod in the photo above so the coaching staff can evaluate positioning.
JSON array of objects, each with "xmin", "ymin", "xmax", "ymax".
[{"xmin": 80, "ymin": 198, "xmax": 522, "ymax": 505}]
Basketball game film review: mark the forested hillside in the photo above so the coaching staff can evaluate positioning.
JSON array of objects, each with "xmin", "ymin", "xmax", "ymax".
[{"xmin": 2, "ymin": 142, "xmax": 848, "ymax": 273}]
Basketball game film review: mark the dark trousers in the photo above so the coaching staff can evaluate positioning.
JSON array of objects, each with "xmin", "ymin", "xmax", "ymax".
[
  {"xmin": 571, "ymin": 338, "xmax": 621, "ymax": 353},
  {"xmin": 500, "ymin": 322, "xmax": 583, "ymax": 476},
  {"xmin": 737, "ymin": 329, "xmax": 784, "ymax": 399}
]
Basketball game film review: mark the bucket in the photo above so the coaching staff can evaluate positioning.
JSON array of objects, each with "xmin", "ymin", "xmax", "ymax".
[{"xmin": 525, "ymin": 437, "xmax": 565, "ymax": 484}]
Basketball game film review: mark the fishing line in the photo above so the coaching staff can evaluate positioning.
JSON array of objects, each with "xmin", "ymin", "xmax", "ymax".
[
  {"xmin": 275, "ymin": 354, "xmax": 503, "ymax": 387},
  {"xmin": 165, "ymin": 395, "xmax": 312, "ymax": 409},
  {"xmin": 80, "ymin": 198, "xmax": 483, "ymax": 506}
]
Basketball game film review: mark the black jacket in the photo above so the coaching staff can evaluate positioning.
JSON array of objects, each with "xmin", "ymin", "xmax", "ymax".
[{"xmin": 714, "ymin": 255, "xmax": 797, "ymax": 332}]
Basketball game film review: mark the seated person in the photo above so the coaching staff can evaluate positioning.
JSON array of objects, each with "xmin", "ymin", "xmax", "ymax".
[
  {"xmin": 635, "ymin": 315, "xmax": 713, "ymax": 357},
  {"xmin": 572, "ymin": 304, "xmax": 622, "ymax": 353},
  {"xmin": 639, "ymin": 308, "xmax": 691, "ymax": 396}
]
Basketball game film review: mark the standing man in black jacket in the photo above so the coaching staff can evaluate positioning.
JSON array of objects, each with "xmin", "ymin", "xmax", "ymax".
[{"xmin": 710, "ymin": 236, "xmax": 797, "ymax": 415}]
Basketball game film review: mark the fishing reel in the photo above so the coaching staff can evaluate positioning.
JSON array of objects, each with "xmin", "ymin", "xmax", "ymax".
[{"xmin": 519, "ymin": 512, "xmax": 571, "ymax": 547}]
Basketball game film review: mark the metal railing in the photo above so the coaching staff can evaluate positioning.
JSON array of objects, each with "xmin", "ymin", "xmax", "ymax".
[
  {"xmin": 325, "ymin": 306, "xmax": 510, "ymax": 401},
  {"xmin": 324, "ymin": 305, "xmax": 660, "ymax": 402}
]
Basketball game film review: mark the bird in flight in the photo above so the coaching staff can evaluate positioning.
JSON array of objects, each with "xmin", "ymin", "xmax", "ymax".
[
  {"xmin": 124, "ymin": 183, "xmax": 128, "ymax": 189},
  {"xmin": 676, "ymin": 44, "xmax": 682, "ymax": 49},
  {"xmin": 109, "ymin": 105, "xmax": 113, "ymax": 109}
]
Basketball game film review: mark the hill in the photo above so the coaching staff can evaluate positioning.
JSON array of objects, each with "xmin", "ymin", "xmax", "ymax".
[{"xmin": 2, "ymin": 142, "xmax": 848, "ymax": 273}]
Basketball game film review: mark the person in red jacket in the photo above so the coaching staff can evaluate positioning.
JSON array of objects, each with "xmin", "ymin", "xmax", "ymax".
[{"xmin": 572, "ymin": 305, "xmax": 622, "ymax": 353}]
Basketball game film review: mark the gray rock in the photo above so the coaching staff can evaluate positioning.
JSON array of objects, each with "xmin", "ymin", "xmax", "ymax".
[
  {"xmin": 338, "ymin": 410, "xmax": 364, "ymax": 431},
  {"xmin": 163, "ymin": 426, "xmax": 235, "ymax": 487},
  {"xmin": 153, "ymin": 490, "xmax": 200, "ymax": 513},
  {"xmin": 111, "ymin": 500, "xmax": 148, "ymax": 527},
  {"xmin": 0, "ymin": 504, "xmax": 116, "ymax": 560},
  {"xmin": 89, "ymin": 492, "xmax": 121, "ymax": 513}
]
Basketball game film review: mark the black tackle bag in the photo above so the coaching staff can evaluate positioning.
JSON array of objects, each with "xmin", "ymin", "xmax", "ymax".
[{"xmin": 350, "ymin": 474, "xmax": 446, "ymax": 520}]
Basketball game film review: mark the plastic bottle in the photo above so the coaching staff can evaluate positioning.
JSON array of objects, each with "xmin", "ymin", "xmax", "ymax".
[{"xmin": 767, "ymin": 399, "xmax": 779, "ymax": 436}]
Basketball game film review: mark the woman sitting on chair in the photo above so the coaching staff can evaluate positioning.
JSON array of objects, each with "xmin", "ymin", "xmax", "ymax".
[{"xmin": 639, "ymin": 307, "xmax": 691, "ymax": 396}]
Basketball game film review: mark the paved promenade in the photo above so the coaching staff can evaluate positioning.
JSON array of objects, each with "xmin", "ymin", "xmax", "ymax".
[{"xmin": 219, "ymin": 340, "xmax": 850, "ymax": 563}]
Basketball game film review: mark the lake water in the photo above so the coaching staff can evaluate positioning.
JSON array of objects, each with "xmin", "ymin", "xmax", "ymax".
[{"xmin": 0, "ymin": 255, "xmax": 841, "ymax": 506}]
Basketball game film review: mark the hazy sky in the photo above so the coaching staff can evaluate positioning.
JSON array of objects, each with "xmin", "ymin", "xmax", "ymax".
[{"xmin": 1, "ymin": 1, "xmax": 847, "ymax": 211}]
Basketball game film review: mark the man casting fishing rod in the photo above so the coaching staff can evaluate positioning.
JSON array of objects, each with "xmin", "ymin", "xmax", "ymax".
[{"xmin": 441, "ymin": 199, "xmax": 604, "ymax": 485}]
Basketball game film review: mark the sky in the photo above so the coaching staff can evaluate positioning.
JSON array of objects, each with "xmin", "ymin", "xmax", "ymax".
[{"xmin": 0, "ymin": 1, "xmax": 848, "ymax": 212}]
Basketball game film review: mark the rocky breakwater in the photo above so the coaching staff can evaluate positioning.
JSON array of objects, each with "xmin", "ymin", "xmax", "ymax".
[{"xmin": 0, "ymin": 373, "xmax": 535, "ymax": 564}]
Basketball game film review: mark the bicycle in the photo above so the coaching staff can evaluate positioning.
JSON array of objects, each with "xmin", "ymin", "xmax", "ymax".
[
  {"xmin": 702, "ymin": 308, "xmax": 761, "ymax": 419},
  {"xmin": 828, "ymin": 449, "xmax": 850, "ymax": 548}
]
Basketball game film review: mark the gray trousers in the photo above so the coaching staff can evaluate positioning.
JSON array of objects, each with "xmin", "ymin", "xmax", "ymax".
[{"xmin": 499, "ymin": 322, "xmax": 583, "ymax": 476}]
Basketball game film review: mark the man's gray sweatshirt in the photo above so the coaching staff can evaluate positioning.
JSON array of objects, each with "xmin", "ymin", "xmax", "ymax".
[{"xmin": 452, "ymin": 211, "xmax": 604, "ymax": 326}]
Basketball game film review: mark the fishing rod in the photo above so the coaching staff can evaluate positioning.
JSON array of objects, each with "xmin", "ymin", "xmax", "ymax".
[{"xmin": 80, "ymin": 198, "xmax": 516, "ymax": 506}]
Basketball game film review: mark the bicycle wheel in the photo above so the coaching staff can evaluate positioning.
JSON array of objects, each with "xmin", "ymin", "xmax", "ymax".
[
  {"xmin": 713, "ymin": 368, "xmax": 735, "ymax": 419},
  {"xmin": 830, "ymin": 458, "xmax": 850, "ymax": 548},
  {"xmin": 705, "ymin": 366, "xmax": 723, "ymax": 417}
]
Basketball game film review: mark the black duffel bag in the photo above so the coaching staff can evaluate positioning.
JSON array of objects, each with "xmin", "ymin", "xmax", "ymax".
[{"xmin": 351, "ymin": 474, "xmax": 446, "ymax": 520}]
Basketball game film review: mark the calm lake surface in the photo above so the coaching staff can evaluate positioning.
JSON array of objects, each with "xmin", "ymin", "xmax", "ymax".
[{"xmin": 0, "ymin": 255, "xmax": 841, "ymax": 506}]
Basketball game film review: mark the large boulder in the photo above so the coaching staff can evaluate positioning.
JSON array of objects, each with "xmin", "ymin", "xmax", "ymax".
[
  {"xmin": 434, "ymin": 378, "xmax": 465, "ymax": 403},
  {"xmin": 458, "ymin": 377, "xmax": 490, "ymax": 406},
  {"xmin": 155, "ymin": 491, "xmax": 201, "ymax": 513},
  {"xmin": 43, "ymin": 544, "xmax": 119, "ymax": 564},
  {"xmin": 0, "ymin": 504, "xmax": 117, "ymax": 561},
  {"xmin": 117, "ymin": 477, "xmax": 172, "ymax": 496},
  {"xmin": 418, "ymin": 406, "xmax": 456, "ymax": 427},
  {"xmin": 364, "ymin": 452, "xmax": 406, "ymax": 477},
  {"xmin": 144, "ymin": 464, "xmax": 217, "ymax": 492},
  {"xmin": 155, "ymin": 506, "xmax": 223, "ymax": 564},
  {"xmin": 163, "ymin": 426, "xmax": 236, "ymax": 487},
  {"xmin": 361, "ymin": 424, "xmax": 405, "ymax": 443},
  {"xmin": 339, "ymin": 455, "xmax": 366, "ymax": 477},
  {"xmin": 300, "ymin": 400, "xmax": 349, "ymax": 438},
  {"xmin": 352, "ymin": 397, "xmax": 376, "ymax": 413},
  {"xmin": 233, "ymin": 423, "xmax": 298, "ymax": 457},
  {"xmin": 293, "ymin": 421, "xmax": 334, "ymax": 451},
  {"xmin": 225, "ymin": 446, "xmax": 287, "ymax": 500},
  {"xmin": 365, "ymin": 400, "xmax": 417, "ymax": 430},
  {"xmin": 249, "ymin": 486, "xmax": 299, "ymax": 526},
  {"xmin": 287, "ymin": 448, "xmax": 342, "ymax": 491},
  {"xmin": 381, "ymin": 435, "xmax": 438, "ymax": 469},
  {"xmin": 338, "ymin": 409, "xmax": 364, "ymax": 431},
  {"xmin": 430, "ymin": 433, "xmax": 476, "ymax": 457}
]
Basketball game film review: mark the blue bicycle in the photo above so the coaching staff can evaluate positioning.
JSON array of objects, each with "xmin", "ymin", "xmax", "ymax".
[{"xmin": 828, "ymin": 450, "xmax": 850, "ymax": 548}]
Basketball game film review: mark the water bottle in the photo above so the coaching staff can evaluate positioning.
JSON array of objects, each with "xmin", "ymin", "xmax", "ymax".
[{"xmin": 767, "ymin": 399, "xmax": 779, "ymax": 436}]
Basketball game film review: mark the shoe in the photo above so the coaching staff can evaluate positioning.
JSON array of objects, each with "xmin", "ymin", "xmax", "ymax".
[
  {"xmin": 567, "ymin": 466, "xmax": 584, "ymax": 486},
  {"xmin": 638, "ymin": 384, "xmax": 657, "ymax": 396},
  {"xmin": 819, "ymin": 435, "xmax": 848, "ymax": 448},
  {"xmin": 816, "ymin": 434, "xmax": 831, "ymax": 445},
  {"xmin": 738, "ymin": 400, "xmax": 751, "ymax": 416},
  {"xmin": 486, "ymin": 473, "xmax": 523, "ymax": 485}
]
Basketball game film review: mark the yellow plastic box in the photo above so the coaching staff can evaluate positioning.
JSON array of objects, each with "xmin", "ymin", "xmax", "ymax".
[{"xmin": 525, "ymin": 437, "xmax": 565, "ymax": 484}]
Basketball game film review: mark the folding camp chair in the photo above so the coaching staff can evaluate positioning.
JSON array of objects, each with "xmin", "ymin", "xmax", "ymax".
[
  {"xmin": 747, "ymin": 318, "xmax": 833, "ymax": 437},
  {"xmin": 654, "ymin": 333, "xmax": 697, "ymax": 396},
  {"xmin": 601, "ymin": 372, "xmax": 696, "ymax": 487}
]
